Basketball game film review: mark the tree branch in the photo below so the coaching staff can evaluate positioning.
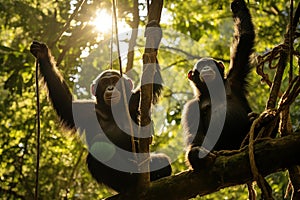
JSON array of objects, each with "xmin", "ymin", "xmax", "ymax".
[
  {"xmin": 50, "ymin": 0, "xmax": 86, "ymax": 48},
  {"xmin": 125, "ymin": 0, "xmax": 140, "ymax": 72},
  {"xmin": 266, "ymin": 1, "xmax": 300, "ymax": 109},
  {"xmin": 106, "ymin": 132, "xmax": 300, "ymax": 200},
  {"xmin": 138, "ymin": 0, "xmax": 164, "ymax": 192}
]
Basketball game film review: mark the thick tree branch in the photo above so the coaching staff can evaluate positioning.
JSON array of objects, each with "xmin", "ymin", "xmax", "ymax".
[
  {"xmin": 138, "ymin": 0, "xmax": 164, "ymax": 191},
  {"xmin": 106, "ymin": 132, "xmax": 300, "ymax": 200}
]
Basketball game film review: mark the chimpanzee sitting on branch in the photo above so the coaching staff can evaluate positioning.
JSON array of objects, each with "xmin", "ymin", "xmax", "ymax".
[
  {"xmin": 30, "ymin": 21, "xmax": 171, "ymax": 193},
  {"xmin": 182, "ymin": 0, "xmax": 255, "ymax": 170}
]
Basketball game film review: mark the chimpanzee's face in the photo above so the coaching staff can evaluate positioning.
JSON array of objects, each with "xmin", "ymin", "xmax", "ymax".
[
  {"xmin": 188, "ymin": 58, "xmax": 225, "ymax": 84},
  {"xmin": 91, "ymin": 70, "xmax": 134, "ymax": 106},
  {"xmin": 91, "ymin": 71, "xmax": 122, "ymax": 106}
]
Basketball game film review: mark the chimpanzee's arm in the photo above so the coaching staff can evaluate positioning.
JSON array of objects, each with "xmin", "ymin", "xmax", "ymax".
[
  {"xmin": 227, "ymin": 0, "xmax": 255, "ymax": 90},
  {"xmin": 30, "ymin": 41, "xmax": 75, "ymax": 129},
  {"xmin": 181, "ymin": 99, "xmax": 201, "ymax": 146}
]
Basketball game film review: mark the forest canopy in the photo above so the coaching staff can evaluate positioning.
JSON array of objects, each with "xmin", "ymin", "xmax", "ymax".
[{"xmin": 0, "ymin": 0, "xmax": 300, "ymax": 199}]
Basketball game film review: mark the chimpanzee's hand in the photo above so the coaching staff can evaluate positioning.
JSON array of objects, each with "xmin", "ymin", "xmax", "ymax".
[
  {"xmin": 231, "ymin": 0, "xmax": 247, "ymax": 14},
  {"xmin": 30, "ymin": 41, "xmax": 50, "ymax": 60},
  {"xmin": 145, "ymin": 20, "xmax": 162, "ymax": 50}
]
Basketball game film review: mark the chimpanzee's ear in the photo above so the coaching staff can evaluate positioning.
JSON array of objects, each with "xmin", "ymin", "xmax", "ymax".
[
  {"xmin": 218, "ymin": 62, "xmax": 225, "ymax": 70},
  {"xmin": 90, "ymin": 83, "xmax": 96, "ymax": 96},
  {"xmin": 127, "ymin": 78, "xmax": 133, "ymax": 90},
  {"xmin": 217, "ymin": 61, "xmax": 225, "ymax": 76},
  {"xmin": 122, "ymin": 75, "xmax": 134, "ymax": 91},
  {"xmin": 188, "ymin": 70, "xmax": 194, "ymax": 80}
]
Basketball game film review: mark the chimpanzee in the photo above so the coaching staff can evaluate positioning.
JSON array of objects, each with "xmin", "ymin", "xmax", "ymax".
[
  {"xmin": 30, "ymin": 22, "xmax": 171, "ymax": 193},
  {"xmin": 182, "ymin": 0, "xmax": 255, "ymax": 170}
]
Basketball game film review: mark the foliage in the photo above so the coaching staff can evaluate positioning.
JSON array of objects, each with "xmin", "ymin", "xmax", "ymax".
[{"xmin": 0, "ymin": 0, "xmax": 299, "ymax": 199}]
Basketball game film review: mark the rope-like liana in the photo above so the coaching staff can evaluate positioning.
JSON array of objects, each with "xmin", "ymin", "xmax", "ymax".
[
  {"xmin": 112, "ymin": 0, "xmax": 123, "ymax": 76},
  {"xmin": 110, "ymin": 1, "xmax": 114, "ymax": 70},
  {"xmin": 111, "ymin": 0, "xmax": 137, "ymax": 156},
  {"xmin": 34, "ymin": 60, "xmax": 41, "ymax": 200}
]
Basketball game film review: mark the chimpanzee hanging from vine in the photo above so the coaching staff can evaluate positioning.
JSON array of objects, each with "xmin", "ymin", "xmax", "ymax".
[
  {"xmin": 182, "ymin": 0, "xmax": 255, "ymax": 170},
  {"xmin": 30, "ymin": 21, "xmax": 171, "ymax": 193}
]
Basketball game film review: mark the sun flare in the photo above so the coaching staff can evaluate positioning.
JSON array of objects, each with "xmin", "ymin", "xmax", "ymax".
[
  {"xmin": 91, "ymin": 9, "xmax": 112, "ymax": 33},
  {"xmin": 91, "ymin": 9, "xmax": 131, "ymax": 35}
]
